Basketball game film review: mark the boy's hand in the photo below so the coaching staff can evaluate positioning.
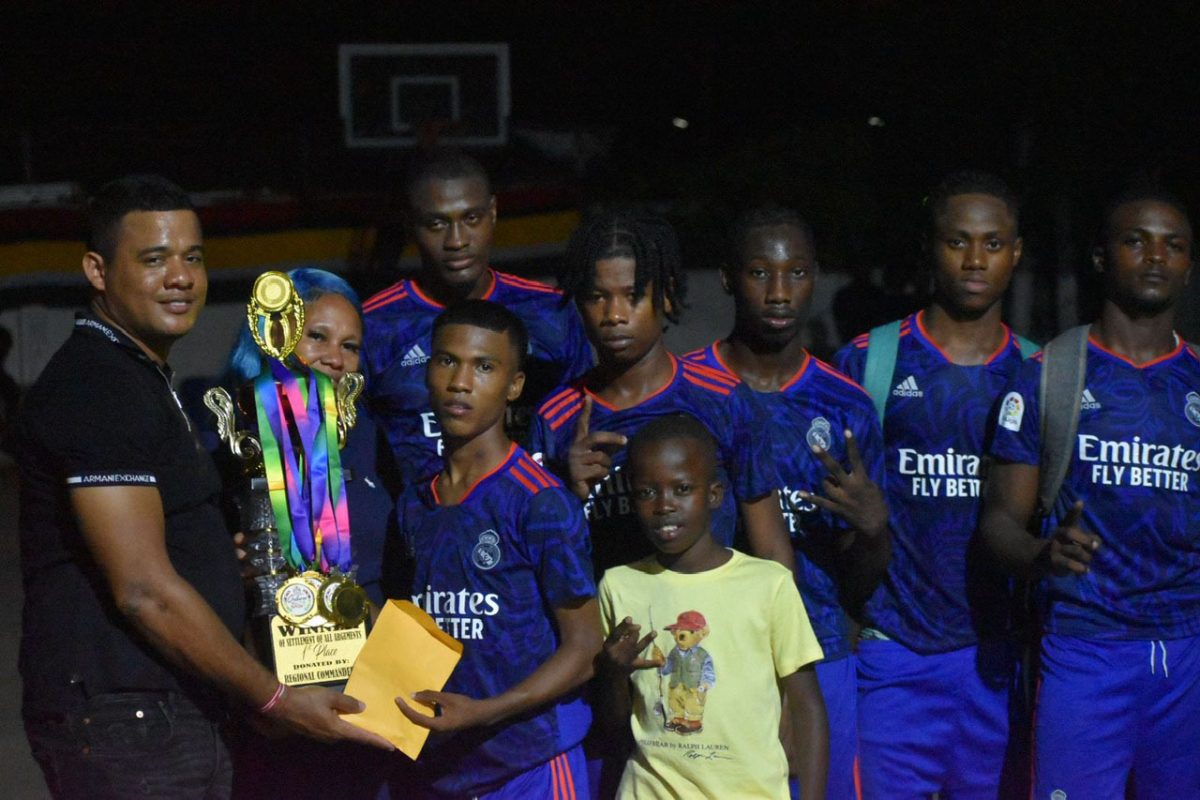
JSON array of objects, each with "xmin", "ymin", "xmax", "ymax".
[
  {"xmin": 1039, "ymin": 501, "xmax": 1100, "ymax": 577},
  {"xmin": 799, "ymin": 430, "xmax": 888, "ymax": 539},
  {"xmin": 603, "ymin": 617, "xmax": 662, "ymax": 671},
  {"xmin": 395, "ymin": 690, "xmax": 497, "ymax": 733},
  {"xmin": 567, "ymin": 395, "xmax": 627, "ymax": 501}
]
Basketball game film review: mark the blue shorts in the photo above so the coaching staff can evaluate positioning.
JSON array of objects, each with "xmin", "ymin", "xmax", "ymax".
[
  {"xmin": 476, "ymin": 745, "xmax": 587, "ymax": 800},
  {"xmin": 1034, "ymin": 634, "xmax": 1200, "ymax": 798},
  {"xmin": 857, "ymin": 638, "xmax": 1015, "ymax": 800},
  {"xmin": 791, "ymin": 655, "xmax": 859, "ymax": 800}
]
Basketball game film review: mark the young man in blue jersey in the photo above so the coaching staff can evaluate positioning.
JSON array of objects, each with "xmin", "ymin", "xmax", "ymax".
[
  {"xmin": 530, "ymin": 210, "xmax": 791, "ymax": 576},
  {"xmin": 833, "ymin": 171, "xmax": 1029, "ymax": 799},
  {"xmin": 685, "ymin": 206, "xmax": 889, "ymax": 800},
  {"xmin": 362, "ymin": 149, "xmax": 593, "ymax": 486},
  {"xmin": 981, "ymin": 191, "xmax": 1200, "ymax": 798},
  {"xmin": 531, "ymin": 210, "xmax": 791, "ymax": 799},
  {"xmin": 393, "ymin": 299, "xmax": 602, "ymax": 799},
  {"xmin": 598, "ymin": 414, "xmax": 829, "ymax": 800}
]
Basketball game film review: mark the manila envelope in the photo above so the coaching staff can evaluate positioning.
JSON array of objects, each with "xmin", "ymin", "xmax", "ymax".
[{"xmin": 343, "ymin": 599, "xmax": 463, "ymax": 759}]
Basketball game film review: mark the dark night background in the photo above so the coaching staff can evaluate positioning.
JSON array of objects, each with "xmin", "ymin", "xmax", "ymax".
[{"xmin": 3, "ymin": 1, "xmax": 1200, "ymax": 336}]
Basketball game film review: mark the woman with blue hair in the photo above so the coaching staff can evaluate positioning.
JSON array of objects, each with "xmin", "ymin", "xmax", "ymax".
[
  {"xmin": 226, "ymin": 268, "xmax": 399, "ymax": 800},
  {"xmin": 225, "ymin": 267, "xmax": 395, "ymax": 606}
]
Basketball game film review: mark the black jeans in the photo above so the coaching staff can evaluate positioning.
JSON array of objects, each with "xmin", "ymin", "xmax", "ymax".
[{"xmin": 25, "ymin": 691, "xmax": 232, "ymax": 800}]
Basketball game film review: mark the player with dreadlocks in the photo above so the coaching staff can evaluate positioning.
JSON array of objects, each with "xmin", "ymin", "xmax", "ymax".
[
  {"xmin": 534, "ymin": 209, "xmax": 790, "ymax": 575},
  {"xmin": 531, "ymin": 209, "xmax": 794, "ymax": 797}
]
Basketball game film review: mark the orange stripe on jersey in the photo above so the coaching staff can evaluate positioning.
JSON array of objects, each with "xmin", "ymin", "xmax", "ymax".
[
  {"xmin": 853, "ymin": 755, "xmax": 862, "ymax": 800},
  {"xmin": 519, "ymin": 456, "xmax": 554, "ymax": 488},
  {"xmin": 541, "ymin": 386, "xmax": 582, "ymax": 418},
  {"xmin": 549, "ymin": 753, "xmax": 564, "ymax": 799},
  {"xmin": 814, "ymin": 358, "xmax": 871, "ymax": 396},
  {"xmin": 682, "ymin": 370, "xmax": 733, "ymax": 396},
  {"xmin": 565, "ymin": 751, "xmax": 579, "ymax": 799},
  {"xmin": 513, "ymin": 460, "xmax": 550, "ymax": 491},
  {"xmin": 682, "ymin": 360, "xmax": 738, "ymax": 386},
  {"xmin": 510, "ymin": 465, "xmax": 541, "ymax": 495},
  {"xmin": 547, "ymin": 399, "xmax": 583, "ymax": 431},
  {"xmin": 682, "ymin": 345, "xmax": 709, "ymax": 361},
  {"xmin": 496, "ymin": 271, "xmax": 562, "ymax": 294},
  {"xmin": 362, "ymin": 283, "xmax": 408, "ymax": 312}
]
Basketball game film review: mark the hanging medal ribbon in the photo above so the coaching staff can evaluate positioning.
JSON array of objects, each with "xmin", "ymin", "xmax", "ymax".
[{"xmin": 309, "ymin": 370, "xmax": 352, "ymax": 572}]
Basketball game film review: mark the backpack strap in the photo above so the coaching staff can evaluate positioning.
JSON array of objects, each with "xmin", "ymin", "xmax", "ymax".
[
  {"xmin": 1036, "ymin": 325, "xmax": 1090, "ymax": 517},
  {"xmin": 863, "ymin": 320, "xmax": 902, "ymax": 424},
  {"xmin": 1015, "ymin": 334, "xmax": 1040, "ymax": 360}
]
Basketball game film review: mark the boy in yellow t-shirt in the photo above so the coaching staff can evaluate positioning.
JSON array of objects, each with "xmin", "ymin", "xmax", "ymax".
[{"xmin": 598, "ymin": 413, "xmax": 829, "ymax": 799}]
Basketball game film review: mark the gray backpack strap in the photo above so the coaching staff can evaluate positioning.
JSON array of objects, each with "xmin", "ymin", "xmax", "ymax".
[
  {"xmin": 863, "ymin": 320, "xmax": 903, "ymax": 425},
  {"xmin": 1037, "ymin": 325, "xmax": 1090, "ymax": 516}
]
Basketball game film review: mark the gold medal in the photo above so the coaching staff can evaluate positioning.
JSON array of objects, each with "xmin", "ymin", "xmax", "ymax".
[
  {"xmin": 318, "ymin": 571, "xmax": 369, "ymax": 628},
  {"xmin": 274, "ymin": 573, "xmax": 320, "ymax": 626},
  {"xmin": 248, "ymin": 271, "xmax": 305, "ymax": 360}
]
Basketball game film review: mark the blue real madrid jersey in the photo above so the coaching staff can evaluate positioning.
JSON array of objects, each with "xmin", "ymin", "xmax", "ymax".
[
  {"xmin": 362, "ymin": 269, "xmax": 593, "ymax": 486},
  {"xmin": 396, "ymin": 442, "xmax": 596, "ymax": 796},
  {"xmin": 835, "ymin": 311, "xmax": 1027, "ymax": 653},
  {"xmin": 530, "ymin": 355, "xmax": 778, "ymax": 576},
  {"xmin": 686, "ymin": 343, "xmax": 885, "ymax": 661},
  {"xmin": 989, "ymin": 337, "xmax": 1200, "ymax": 640}
]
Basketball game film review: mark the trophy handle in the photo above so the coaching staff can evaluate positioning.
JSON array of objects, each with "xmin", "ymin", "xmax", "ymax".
[
  {"xmin": 203, "ymin": 387, "xmax": 262, "ymax": 461},
  {"xmin": 336, "ymin": 372, "xmax": 365, "ymax": 449}
]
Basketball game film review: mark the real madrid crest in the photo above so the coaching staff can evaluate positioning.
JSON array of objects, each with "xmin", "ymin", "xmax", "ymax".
[
  {"xmin": 806, "ymin": 417, "xmax": 833, "ymax": 451},
  {"xmin": 1186, "ymin": 392, "xmax": 1200, "ymax": 428},
  {"xmin": 472, "ymin": 530, "xmax": 502, "ymax": 570}
]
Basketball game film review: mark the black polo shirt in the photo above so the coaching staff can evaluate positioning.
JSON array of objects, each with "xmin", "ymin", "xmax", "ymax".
[{"xmin": 15, "ymin": 313, "xmax": 244, "ymax": 717}]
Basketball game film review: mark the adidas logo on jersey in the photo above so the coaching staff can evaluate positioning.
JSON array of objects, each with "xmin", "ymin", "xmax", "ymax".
[
  {"xmin": 1081, "ymin": 387, "xmax": 1101, "ymax": 411},
  {"xmin": 892, "ymin": 375, "xmax": 923, "ymax": 398},
  {"xmin": 401, "ymin": 344, "xmax": 430, "ymax": 367}
]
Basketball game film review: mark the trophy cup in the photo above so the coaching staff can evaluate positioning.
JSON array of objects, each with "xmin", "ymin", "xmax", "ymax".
[{"xmin": 205, "ymin": 271, "xmax": 370, "ymax": 686}]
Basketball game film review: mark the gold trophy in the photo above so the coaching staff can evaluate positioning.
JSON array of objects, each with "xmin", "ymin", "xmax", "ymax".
[{"xmin": 206, "ymin": 271, "xmax": 369, "ymax": 686}]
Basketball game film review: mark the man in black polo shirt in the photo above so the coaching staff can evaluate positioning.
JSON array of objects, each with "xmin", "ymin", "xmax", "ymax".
[{"xmin": 14, "ymin": 175, "xmax": 391, "ymax": 800}]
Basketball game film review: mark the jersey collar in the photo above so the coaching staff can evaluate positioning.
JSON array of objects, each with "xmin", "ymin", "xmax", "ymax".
[
  {"xmin": 408, "ymin": 268, "xmax": 498, "ymax": 310},
  {"xmin": 430, "ymin": 441, "xmax": 519, "ymax": 506},
  {"xmin": 911, "ymin": 309, "xmax": 1015, "ymax": 367},
  {"xmin": 1087, "ymin": 332, "xmax": 1186, "ymax": 370}
]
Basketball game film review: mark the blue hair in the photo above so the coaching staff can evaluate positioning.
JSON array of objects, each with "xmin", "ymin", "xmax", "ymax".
[{"xmin": 225, "ymin": 268, "xmax": 363, "ymax": 385}]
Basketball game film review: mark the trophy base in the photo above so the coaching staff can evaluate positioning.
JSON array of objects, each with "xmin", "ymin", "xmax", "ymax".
[{"xmin": 267, "ymin": 616, "xmax": 368, "ymax": 687}]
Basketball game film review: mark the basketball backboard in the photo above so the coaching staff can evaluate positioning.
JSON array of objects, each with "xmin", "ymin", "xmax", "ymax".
[{"xmin": 338, "ymin": 43, "xmax": 510, "ymax": 148}]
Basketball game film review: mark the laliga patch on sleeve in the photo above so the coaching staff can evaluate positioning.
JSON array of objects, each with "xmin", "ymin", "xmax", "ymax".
[{"xmin": 998, "ymin": 391, "xmax": 1025, "ymax": 432}]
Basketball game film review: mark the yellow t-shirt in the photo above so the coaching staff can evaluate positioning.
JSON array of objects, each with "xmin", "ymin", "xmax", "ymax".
[{"xmin": 598, "ymin": 550, "xmax": 824, "ymax": 799}]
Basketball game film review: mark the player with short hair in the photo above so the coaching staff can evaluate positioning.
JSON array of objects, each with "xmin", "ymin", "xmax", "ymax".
[
  {"xmin": 686, "ymin": 205, "xmax": 888, "ymax": 799},
  {"xmin": 362, "ymin": 149, "xmax": 592, "ymax": 486},
  {"xmin": 833, "ymin": 171, "xmax": 1030, "ymax": 798},
  {"xmin": 981, "ymin": 190, "xmax": 1200, "ymax": 797},
  {"xmin": 531, "ymin": 209, "xmax": 791, "ymax": 575},
  {"xmin": 598, "ymin": 413, "xmax": 828, "ymax": 799},
  {"xmin": 393, "ymin": 299, "xmax": 602, "ymax": 799}
]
